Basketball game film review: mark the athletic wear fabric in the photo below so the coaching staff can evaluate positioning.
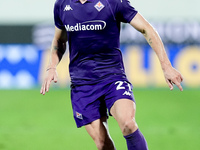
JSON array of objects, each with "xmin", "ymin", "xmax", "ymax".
[
  {"xmin": 71, "ymin": 80, "xmax": 135, "ymax": 127},
  {"xmin": 54, "ymin": 0, "xmax": 137, "ymax": 85}
]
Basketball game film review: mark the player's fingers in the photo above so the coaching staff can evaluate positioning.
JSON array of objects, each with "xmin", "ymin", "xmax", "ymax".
[
  {"xmin": 53, "ymin": 74, "xmax": 58, "ymax": 83},
  {"xmin": 180, "ymin": 74, "xmax": 184, "ymax": 82},
  {"xmin": 40, "ymin": 83, "xmax": 43, "ymax": 94},
  {"xmin": 41, "ymin": 77, "xmax": 51, "ymax": 95},
  {"xmin": 40, "ymin": 85, "xmax": 44, "ymax": 94},
  {"xmin": 40, "ymin": 80, "xmax": 47, "ymax": 95},
  {"xmin": 46, "ymin": 77, "xmax": 54, "ymax": 92},
  {"xmin": 174, "ymin": 80, "xmax": 183, "ymax": 91},
  {"xmin": 176, "ymin": 75, "xmax": 182, "ymax": 83},
  {"xmin": 46, "ymin": 80, "xmax": 51, "ymax": 93},
  {"xmin": 174, "ymin": 74, "xmax": 183, "ymax": 91},
  {"xmin": 41, "ymin": 72, "xmax": 57, "ymax": 95},
  {"xmin": 166, "ymin": 79, "xmax": 173, "ymax": 91}
]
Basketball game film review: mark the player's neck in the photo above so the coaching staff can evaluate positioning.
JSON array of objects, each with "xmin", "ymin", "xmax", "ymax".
[{"xmin": 79, "ymin": 0, "xmax": 87, "ymax": 4}]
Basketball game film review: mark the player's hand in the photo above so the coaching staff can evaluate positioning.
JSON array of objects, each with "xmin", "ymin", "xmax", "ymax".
[
  {"xmin": 40, "ymin": 68, "xmax": 58, "ymax": 95},
  {"xmin": 163, "ymin": 66, "xmax": 183, "ymax": 91}
]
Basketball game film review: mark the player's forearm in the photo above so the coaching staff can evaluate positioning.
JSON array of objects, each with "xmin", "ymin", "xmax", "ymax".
[
  {"xmin": 143, "ymin": 25, "xmax": 172, "ymax": 71},
  {"xmin": 47, "ymin": 38, "xmax": 66, "ymax": 69},
  {"xmin": 130, "ymin": 13, "xmax": 172, "ymax": 71}
]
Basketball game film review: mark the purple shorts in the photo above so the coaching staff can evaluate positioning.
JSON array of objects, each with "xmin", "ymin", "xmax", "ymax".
[{"xmin": 70, "ymin": 80, "xmax": 135, "ymax": 128}]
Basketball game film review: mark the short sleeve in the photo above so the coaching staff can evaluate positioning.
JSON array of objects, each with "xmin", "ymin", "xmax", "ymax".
[
  {"xmin": 54, "ymin": 0, "xmax": 65, "ymax": 29},
  {"xmin": 116, "ymin": 0, "xmax": 138, "ymax": 23}
]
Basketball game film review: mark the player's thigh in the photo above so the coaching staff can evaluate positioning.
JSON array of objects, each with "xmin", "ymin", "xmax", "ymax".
[{"xmin": 110, "ymin": 99, "xmax": 138, "ymax": 132}]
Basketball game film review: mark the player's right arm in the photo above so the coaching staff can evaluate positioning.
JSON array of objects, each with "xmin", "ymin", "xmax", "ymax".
[{"xmin": 40, "ymin": 26, "xmax": 67, "ymax": 95}]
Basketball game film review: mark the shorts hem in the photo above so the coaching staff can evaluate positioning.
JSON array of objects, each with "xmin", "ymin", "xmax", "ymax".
[{"xmin": 76, "ymin": 114, "xmax": 108, "ymax": 128}]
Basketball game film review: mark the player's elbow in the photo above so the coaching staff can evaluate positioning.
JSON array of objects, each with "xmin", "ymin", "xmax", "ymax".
[
  {"xmin": 140, "ymin": 28, "xmax": 147, "ymax": 37},
  {"xmin": 141, "ymin": 25, "xmax": 157, "ymax": 39},
  {"xmin": 137, "ymin": 28, "xmax": 145, "ymax": 34}
]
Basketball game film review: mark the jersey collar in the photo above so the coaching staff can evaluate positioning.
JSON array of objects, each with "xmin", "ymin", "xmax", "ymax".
[{"xmin": 72, "ymin": 0, "xmax": 94, "ymax": 3}]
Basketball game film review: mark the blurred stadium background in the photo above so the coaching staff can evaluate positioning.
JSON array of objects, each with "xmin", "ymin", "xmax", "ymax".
[{"xmin": 0, "ymin": 0, "xmax": 199, "ymax": 150}]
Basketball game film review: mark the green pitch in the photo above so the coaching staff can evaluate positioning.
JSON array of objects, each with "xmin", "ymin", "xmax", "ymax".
[{"xmin": 0, "ymin": 88, "xmax": 199, "ymax": 150}]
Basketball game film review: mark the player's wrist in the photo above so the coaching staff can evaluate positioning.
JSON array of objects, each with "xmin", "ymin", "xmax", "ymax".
[
  {"xmin": 46, "ymin": 64, "xmax": 57, "ymax": 71},
  {"xmin": 160, "ymin": 61, "xmax": 172, "ymax": 71},
  {"xmin": 46, "ymin": 67, "xmax": 56, "ymax": 71}
]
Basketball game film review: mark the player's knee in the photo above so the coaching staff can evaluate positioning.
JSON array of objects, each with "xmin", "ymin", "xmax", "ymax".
[{"xmin": 122, "ymin": 118, "xmax": 138, "ymax": 135}]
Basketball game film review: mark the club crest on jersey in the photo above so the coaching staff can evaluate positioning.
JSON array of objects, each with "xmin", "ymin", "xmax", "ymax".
[
  {"xmin": 94, "ymin": 1, "xmax": 105, "ymax": 12},
  {"xmin": 76, "ymin": 111, "xmax": 83, "ymax": 120}
]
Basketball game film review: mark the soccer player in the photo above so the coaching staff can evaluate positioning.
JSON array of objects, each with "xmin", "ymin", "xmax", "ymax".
[{"xmin": 40, "ymin": 0, "xmax": 183, "ymax": 149}]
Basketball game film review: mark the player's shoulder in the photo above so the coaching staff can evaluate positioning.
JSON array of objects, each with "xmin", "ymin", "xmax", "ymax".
[
  {"xmin": 55, "ymin": 0, "xmax": 66, "ymax": 3},
  {"xmin": 107, "ymin": 0, "xmax": 122, "ymax": 5},
  {"xmin": 106, "ymin": 0, "xmax": 123, "ymax": 11},
  {"xmin": 54, "ymin": 0, "xmax": 66, "ymax": 7},
  {"xmin": 107, "ymin": 0, "xmax": 132, "ymax": 9},
  {"xmin": 107, "ymin": 0, "xmax": 130, "ymax": 4}
]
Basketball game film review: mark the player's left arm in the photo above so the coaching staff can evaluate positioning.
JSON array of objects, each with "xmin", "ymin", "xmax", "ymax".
[{"xmin": 130, "ymin": 12, "xmax": 183, "ymax": 91}]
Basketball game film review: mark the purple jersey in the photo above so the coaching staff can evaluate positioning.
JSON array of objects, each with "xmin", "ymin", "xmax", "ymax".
[{"xmin": 54, "ymin": 0, "xmax": 137, "ymax": 85}]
